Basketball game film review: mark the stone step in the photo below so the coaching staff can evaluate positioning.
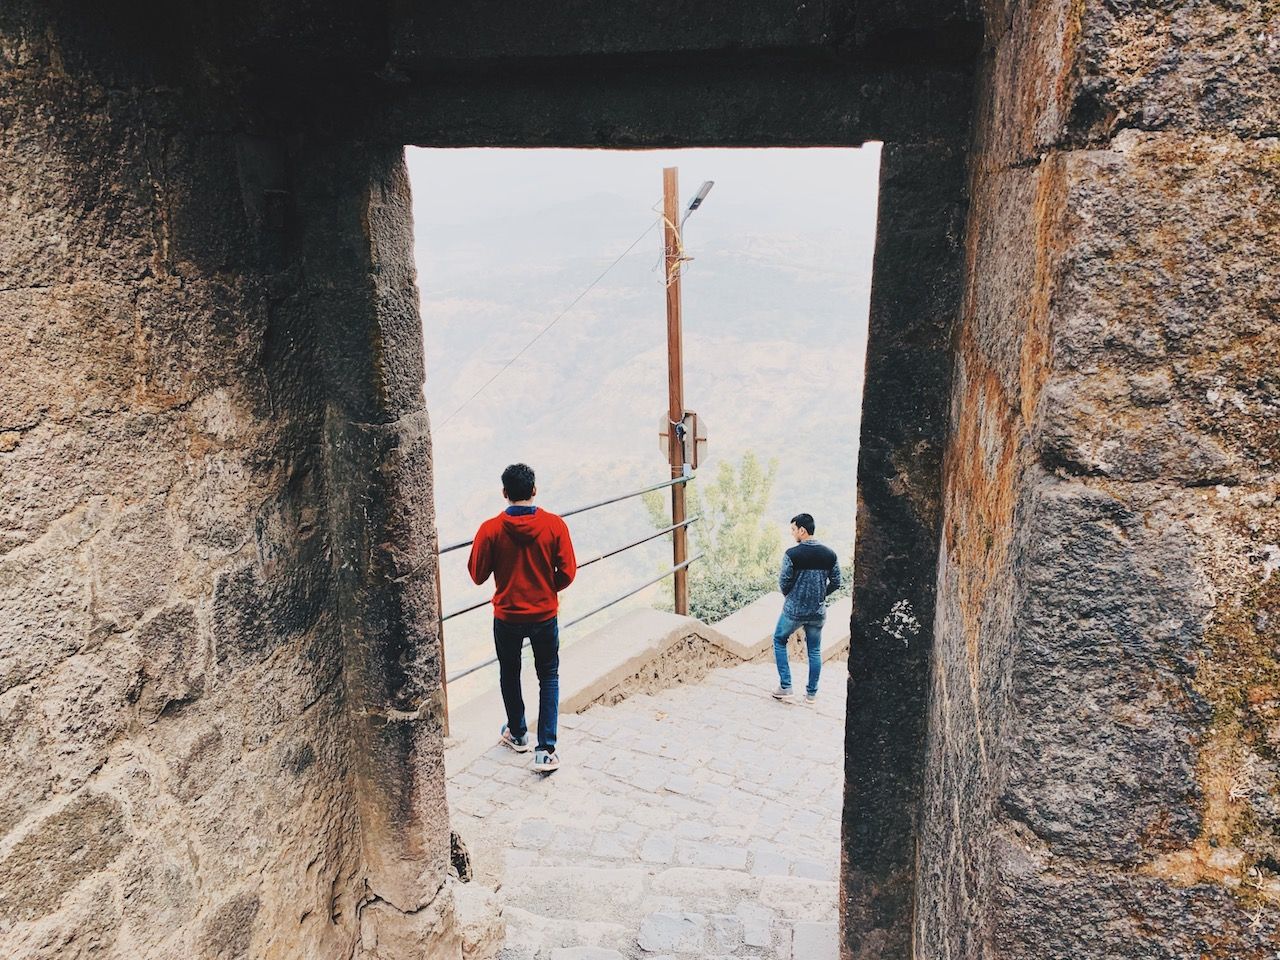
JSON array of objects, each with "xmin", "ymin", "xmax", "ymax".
[{"xmin": 457, "ymin": 657, "xmax": 848, "ymax": 960}]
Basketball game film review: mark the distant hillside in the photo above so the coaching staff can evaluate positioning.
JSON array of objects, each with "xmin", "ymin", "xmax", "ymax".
[{"xmin": 410, "ymin": 149, "xmax": 877, "ymax": 699}]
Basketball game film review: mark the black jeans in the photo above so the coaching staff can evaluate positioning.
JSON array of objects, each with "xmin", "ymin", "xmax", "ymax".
[{"xmin": 493, "ymin": 616, "xmax": 559, "ymax": 753}]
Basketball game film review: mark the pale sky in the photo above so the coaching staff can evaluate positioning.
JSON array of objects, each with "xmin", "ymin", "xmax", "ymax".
[{"xmin": 410, "ymin": 147, "xmax": 882, "ymax": 236}]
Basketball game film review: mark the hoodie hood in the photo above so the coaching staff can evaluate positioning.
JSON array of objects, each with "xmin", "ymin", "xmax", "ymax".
[{"xmin": 501, "ymin": 509, "xmax": 542, "ymax": 543}]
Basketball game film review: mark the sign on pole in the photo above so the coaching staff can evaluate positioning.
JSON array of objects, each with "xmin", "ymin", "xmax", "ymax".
[{"xmin": 658, "ymin": 411, "xmax": 708, "ymax": 470}]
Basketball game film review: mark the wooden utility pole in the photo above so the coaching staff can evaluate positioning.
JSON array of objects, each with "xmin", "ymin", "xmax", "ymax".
[{"xmin": 662, "ymin": 166, "xmax": 690, "ymax": 617}]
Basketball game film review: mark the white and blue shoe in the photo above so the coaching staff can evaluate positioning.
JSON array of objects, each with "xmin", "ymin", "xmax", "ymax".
[
  {"xmin": 532, "ymin": 749, "xmax": 560, "ymax": 773},
  {"xmin": 499, "ymin": 724, "xmax": 530, "ymax": 753}
]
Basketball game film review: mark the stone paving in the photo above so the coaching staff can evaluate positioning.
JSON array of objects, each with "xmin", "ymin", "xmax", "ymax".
[{"xmin": 447, "ymin": 660, "xmax": 846, "ymax": 960}]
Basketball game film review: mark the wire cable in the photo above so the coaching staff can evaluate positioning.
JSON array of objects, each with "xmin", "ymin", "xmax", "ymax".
[{"xmin": 436, "ymin": 217, "xmax": 660, "ymax": 429}]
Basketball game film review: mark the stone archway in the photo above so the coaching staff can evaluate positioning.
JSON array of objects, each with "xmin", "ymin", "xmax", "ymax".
[{"xmin": 3, "ymin": 2, "xmax": 1276, "ymax": 958}]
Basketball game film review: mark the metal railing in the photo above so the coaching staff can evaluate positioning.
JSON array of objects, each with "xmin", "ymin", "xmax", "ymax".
[
  {"xmin": 438, "ymin": 475, "xmax": 700, "ymax": 687},
  {"xmin": 438, "ymin": 475, "xmax": 692, "ymax": 556},
  {"xmin": 446, "ymin": 553, "xmax": 703, "ymax": 684},
  {"xmin": 440, "ymin": 516, "xmax": 699, "ymax": 622}
]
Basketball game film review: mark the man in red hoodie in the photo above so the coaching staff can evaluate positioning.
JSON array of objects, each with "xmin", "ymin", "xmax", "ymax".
[{"xmin": 468, "ymin": 463, "xmax": 577, "ymax": 772}]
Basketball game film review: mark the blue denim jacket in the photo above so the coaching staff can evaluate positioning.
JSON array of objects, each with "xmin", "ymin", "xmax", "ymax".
[{"xmin": 779, "ymin": 539, "xmax": 841, "ymax": 620}]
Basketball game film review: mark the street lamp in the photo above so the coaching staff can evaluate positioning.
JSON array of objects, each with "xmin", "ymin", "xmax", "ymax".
[{"xmin": 681, "ymin": 180, "xmax": 715, "ymax": 226}]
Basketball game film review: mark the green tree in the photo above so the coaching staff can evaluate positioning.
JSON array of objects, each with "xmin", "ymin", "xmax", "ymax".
[{"xmin": 643, "ymin": 451, "xmax": 784, "ymax": 623}]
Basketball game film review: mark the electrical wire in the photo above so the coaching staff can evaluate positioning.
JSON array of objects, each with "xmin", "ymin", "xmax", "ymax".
[{"xmin": 436, "ymin": 217, "xmax": 660, "ymax": 429}]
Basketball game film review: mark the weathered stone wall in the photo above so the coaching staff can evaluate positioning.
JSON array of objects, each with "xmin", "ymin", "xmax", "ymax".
[
  {"xmin": 5, "ymin": 1, "xmax": 1275, "ymax": 957},
  {"xmin": 842, "ymin": 140, "xmax": 971, "ymax": 958},
  {"xmin": 919, "ymin": 0, "xmax": 1280, "ymax": 956},
  {"xmin": 304, "ymin": 143, "xmax": 454, "ymax": 956},
  {"xmin": 0, "ymin": 5, "xmax": 451, "ymax": 958}
]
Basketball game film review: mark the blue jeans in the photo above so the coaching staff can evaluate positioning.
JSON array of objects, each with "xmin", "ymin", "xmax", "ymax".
[
  {"xmin": 773, "ymin": 612, "xmax": 824, "ymax": 696},
  {"xmin": 493, "ymin": 616, "xmax": 559, "ymax": 753}
]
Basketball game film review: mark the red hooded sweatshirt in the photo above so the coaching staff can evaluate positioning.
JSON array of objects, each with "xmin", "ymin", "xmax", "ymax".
[{"xmin": 467, "ymin": 507, "xmax": 577, "ymax": 623}]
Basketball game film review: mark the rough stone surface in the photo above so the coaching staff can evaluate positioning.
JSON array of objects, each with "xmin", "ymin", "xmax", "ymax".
[
  {"xmin": 916, "ymin": 2, "xmax": 1280, "ymax": 956},
  {"xmin": 0, "ymin": 5, "xmax": 448, "ymax": 958},
  {"xmin": 455, "ymin": 882, "xmax": 506, "ymax": 960},
  {"xmin": 3, "ymin": 1, "xmax": 1275, "ymax": 957},
  {"xmin": 842, "ymin": 136, "xmax": 971, "ymax": 956}
]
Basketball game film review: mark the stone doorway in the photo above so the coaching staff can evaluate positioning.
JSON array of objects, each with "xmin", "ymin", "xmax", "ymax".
[{"xmin": 402, "ymin": 120, "xmax": 964, "ymax": 957}]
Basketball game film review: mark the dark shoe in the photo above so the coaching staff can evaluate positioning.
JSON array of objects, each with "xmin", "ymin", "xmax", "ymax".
[{"xmin": 499, "ymin": 724, "xmax": 531, "ymax": 753}]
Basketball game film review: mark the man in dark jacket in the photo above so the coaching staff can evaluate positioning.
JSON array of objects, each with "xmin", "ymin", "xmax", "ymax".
[
  {"xmin": 771, "ymin": 512, "xmax": 841, "ymax": 704},
  {"xmin": 468, "ymin": 463, "xmax": 577, "ymax": 771}
]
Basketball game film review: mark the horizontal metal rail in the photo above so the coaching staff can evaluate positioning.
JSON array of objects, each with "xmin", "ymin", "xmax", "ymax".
[
  {"xmin": 575, "ymin": 516, "xmax": 701, "ymax": 571},
  {"xmin": 439, "ymin": 516, "xmax": 699, "ymax": 623},
  {"xmin": 441, "ymin": 595, "xmax": 492, "ymax": 623},
  {"xmin": 563, "ymin": 553, "xmax": 702, "ymax": 630},
  {"xmin": 444, "ymin": 553, "xmax": 703, "ymax": 685},
  {"xmin": 437, "ymin": 475, "xmax": 692, "ymax": 556}
]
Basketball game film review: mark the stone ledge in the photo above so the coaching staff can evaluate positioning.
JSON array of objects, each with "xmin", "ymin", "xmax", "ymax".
[
  {"xmin": 562, "ymin": 608, "xmax": 738, "ymax": 713},
  {"xmin": 445, "ymin": 594, "xmax": 851, "ymax": 771},
  {"xmin": 714, "ymin": 592, "xmax": 852, "ymax": 665}
]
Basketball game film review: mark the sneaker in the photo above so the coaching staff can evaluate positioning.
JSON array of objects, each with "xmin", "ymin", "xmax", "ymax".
[
  {"xmin": 805, "ymin": 691, "xmax": 817, "ymax": 704},
  {"xmin": 532, "ymin": 749, "xmax": 560, "ymax": 773},
  {"xmin": 499, "ymin": 724, "xmax": 530, "ymax": 753},
  {"xmin": 771, "ymin": 685, "xmax": 794, "ymax": 701}
]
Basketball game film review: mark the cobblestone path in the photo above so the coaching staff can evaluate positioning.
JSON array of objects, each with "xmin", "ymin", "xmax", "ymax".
[{"xmin": 447, "ymin": 660, "xmax": 846, "ymax": 960}]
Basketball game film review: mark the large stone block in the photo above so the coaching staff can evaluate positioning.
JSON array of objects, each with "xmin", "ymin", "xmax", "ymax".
[
  {"xmin": 0, "ymin": 792, "xmax": 128, "ymax": 926},
  {"xmin": 2, "ymin": 643, "xmax": 137, "ymax": 838},
  {"xmin": 1004, "ymin": 481, "xmax": 1207, "ymax": 862},
  {"xmin": 131, "ymin": 277, "xmax": 273, "ymax": 414},
  {"xmin": 844, "ymin": 137, "xmax": 971, "ymax": 958},
  {"xmin": 980, "ymin": 0, "xmax": 1280, "ymax": 158},
  {"xmin": 358, "ymin": 880, "xmax": 462, "ymax": 960},
  {"xmin": 391, "ymin": 0, "xmax": 835, "ymax": 63},
  {"xmin": 197, "ymin": 891, "xmax": 261, "ymax": 960},
  {"xmin": 93, "ymin": 497, "xmax": 178, "ymax": 629},
  {"xmin": 0, "ymin": 9, "xmax": 452, "ymax": 960},
  {"xmin": 2, "ymin": 878, "xmax": 121, "ymax": 960},
  {"xmin": 0, "ymin": 509, "xmax": 94, "ymax": 694},
  {"xmin": 923, "ymin": 0, "xmax": 1280, "ymax": 950},
  {"xmin": 300, "ymin": 146, "xmax": 428, "ymax": 425},
  {"xmin": 0, "ymin": 285, "xmax": 135, "ymax": 431},
  {"xmin": 0, "ymin": 688, "xmax": 51, "ymax": 836},
  {"xmin": 1039, "ymin": 133, "xmax": 1280, "ymax": 486},
  {"xmin": 0, "ymin": 414, "xmax": 183, "ymax": 556},
  {"xmin": 134, "ymin": 603, "xmax": 205, "ymax": 721},
  {"xmin": 0, "ymin": 92, "xmax": 157, "ymax": 290},
  {"xmin": 210, "ymin": 466, "xmax": 333, "ymax": 679},
  {"xmin": 993, "ymin": 844, "xmax": 1280, "ymax": 958},
  {"xmin": 1074, "ymin": 0, "xmax": 1280, "ymax": 140},
  {"xmin": 118, "ymin": 846, "xmax": 200, "ymax": 954}
]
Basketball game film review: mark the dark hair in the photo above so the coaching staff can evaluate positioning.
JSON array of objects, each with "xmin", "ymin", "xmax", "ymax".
[
  {"xmin": 791, "ymin": 513, "xmax": 815, "ymax": 535},
  {"xmin": 502, "ymin": 463, "xmax": 536, "ymax": 501}
]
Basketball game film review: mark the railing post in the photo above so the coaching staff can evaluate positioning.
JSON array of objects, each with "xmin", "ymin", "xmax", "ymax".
[{"xmin": 434, "ymin": 526, "xmax": 451, "ymax": 738}]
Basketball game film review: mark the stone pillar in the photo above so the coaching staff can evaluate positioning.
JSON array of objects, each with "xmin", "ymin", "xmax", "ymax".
[
  {"xmin": 841, "ymin": 140, "xmax": 970, "ymax": 957},
  {"xmin": 0, "ymin": 7, "xmax": 457, "ymax": 958},
  {"xmin": 917, "ymin": 0, "xmax": 1280, "ymax": 955},
  {"xmin": 296, "ymin": 143, "xmax": 456, "ymax": 955},
  {"xmin": 0, "ymin": 8, "xmax": 367, "ymax": 958}
]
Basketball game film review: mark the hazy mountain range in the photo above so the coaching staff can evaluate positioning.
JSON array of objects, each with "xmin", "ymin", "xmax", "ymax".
[{"xmin": 408, "ymin": 148, "xmax": 878, "ymax": 702}]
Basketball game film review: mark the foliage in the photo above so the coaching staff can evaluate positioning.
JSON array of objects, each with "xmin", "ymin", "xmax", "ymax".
[
  {"xmin": 830, "ymin": 561, "xmax": 853, "ymax": 600},
  {"xmin": 643, "ymin": 451, "xmax": 784, "ymax": 623}
]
